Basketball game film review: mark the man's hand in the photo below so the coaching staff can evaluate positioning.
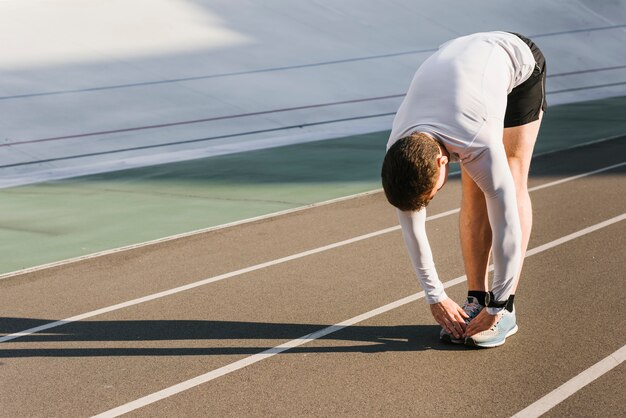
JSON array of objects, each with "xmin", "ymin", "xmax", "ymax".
[
  {"xmin": 464, "ymin": 308, "xmax": 499, "ymax": 337},
  {"xmin": 429, "ymin": 298, "xmax": 469, "ymax": 339}
]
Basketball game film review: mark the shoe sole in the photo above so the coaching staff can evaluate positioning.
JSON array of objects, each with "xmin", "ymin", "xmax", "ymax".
[{"xmin": 465, "ymin": 324, "xmax": 519, "ymax": 348}]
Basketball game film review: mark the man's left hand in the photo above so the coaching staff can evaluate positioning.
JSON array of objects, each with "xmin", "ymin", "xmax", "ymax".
[{"xmin": 464, "ymin": 308, "xmax": 499, "ymax": 337}]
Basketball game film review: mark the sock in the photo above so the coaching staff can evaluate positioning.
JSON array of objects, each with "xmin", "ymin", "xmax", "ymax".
[
  {"xmin": 468, "ymin": 291, "xmax": 487, "ymax": 306},
  {"xmin": 506, "ymin": 294, "xmax": 515, "ymax": 312}
]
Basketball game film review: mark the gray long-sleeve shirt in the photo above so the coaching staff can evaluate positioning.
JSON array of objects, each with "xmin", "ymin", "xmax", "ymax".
[{"xmin": 387, "ymin": 31, "xmax": 536, "ymax": 311}]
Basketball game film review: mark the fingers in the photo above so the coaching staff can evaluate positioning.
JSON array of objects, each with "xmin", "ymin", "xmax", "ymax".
[
  {"xmin": 465, "ymin": 317, "xmax": 482, "ymax": 337},
  {"xmin": 451, "ymin": 318, "xmax": 464, "ymax": 336},
  {"xmin": 465, "ymin": 321, "xmax": 479, "ymax": 337},
  {"xmin": 465, "ymin": 324, "xmax": 476, "ymax": 337},
  {"xmin": 452, "ymin": 312, "xmax": 466, "ymax": 333},
  {"xmin": 465, "ymin": 324, "xmax": 482, "ymax": 337},
  {"xmin": 464, "ymin": 311, "xmax": 496, "ymax": 337},
  {"xmin": 440, "ymin": 315, "xmax": 465, "ymax": 338},
  {"xmin": 435, "ymin": 315, "xmax": 454, "ymax": 338},
  {"xmin": 430, "ymin": 300, "xmax": 468, "ymax": 339},
  {"xmin": 444, "ymin": 320, "xmax": 461, "ymax": 339},
  {"xmin": 455, "ymin": 310, "xmax": 468, "ymax": 331},
  {"xmin": 458, "ymin": 307, "xmax": 470, "ymax": 319}
]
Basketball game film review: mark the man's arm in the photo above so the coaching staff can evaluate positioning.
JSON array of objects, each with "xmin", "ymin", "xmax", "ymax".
[
  {"xmin": 396, "ymin": 209, "xmax": 468, "ymax": 337},
  {"xmin": 396, "ymin": 208, "xmax": 446, "ymax": 303}
]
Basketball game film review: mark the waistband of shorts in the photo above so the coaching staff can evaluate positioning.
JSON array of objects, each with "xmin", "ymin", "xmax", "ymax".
[{"xmin": 507, "ymin": 32, "xmax": 545, "ymax": 68}]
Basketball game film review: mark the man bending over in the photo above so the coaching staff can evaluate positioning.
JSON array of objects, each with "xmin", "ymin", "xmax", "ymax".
[{"xmin": 381, "ymin": 31, "xmax": 546, "ymax": 347}]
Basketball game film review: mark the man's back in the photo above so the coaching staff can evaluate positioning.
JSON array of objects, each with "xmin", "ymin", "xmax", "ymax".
[{"xmin": 389, "ymin": 31, "xmax": 536, "ymax": 159}]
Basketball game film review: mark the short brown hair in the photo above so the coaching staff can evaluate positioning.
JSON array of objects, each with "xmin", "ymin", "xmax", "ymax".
[{"xmin": 381, "ymin": 132, "xmax": 440, "ymax": 211}]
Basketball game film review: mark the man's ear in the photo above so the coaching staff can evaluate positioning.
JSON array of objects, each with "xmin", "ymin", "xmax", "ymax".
[{"xmin": 437, "ymin": 155, "xmax": 449, "ymax": 166}]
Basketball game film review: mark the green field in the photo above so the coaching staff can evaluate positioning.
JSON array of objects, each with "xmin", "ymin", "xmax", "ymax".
[{"xmin": 2, "ymin": 95, "xmax": 626, "ymax": 274}]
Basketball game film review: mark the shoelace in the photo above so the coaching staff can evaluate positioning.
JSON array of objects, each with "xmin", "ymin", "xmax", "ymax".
[{"xmin": 463, "ymin": 301, "xmax": 483, "ymax": 323}]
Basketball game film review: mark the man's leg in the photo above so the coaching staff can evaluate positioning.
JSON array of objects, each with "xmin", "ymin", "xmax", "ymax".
[
  {"xmin": 459, "ymin": 167, "xmax": 491, "ymax": 294},
  {"xmin": 437, "ymin": 164, "xmax": 491, "ymax": 343}
]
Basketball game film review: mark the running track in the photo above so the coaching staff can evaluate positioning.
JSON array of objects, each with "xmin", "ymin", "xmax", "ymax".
[{"xmin": 1, "ymin": 137, "xmax": 624, "ymax": 417}]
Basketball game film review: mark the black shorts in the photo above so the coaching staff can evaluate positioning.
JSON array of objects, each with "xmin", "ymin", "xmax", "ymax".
[{"xmin": 504, "ymin": 33, "xmax": 547, "ymax": 128}]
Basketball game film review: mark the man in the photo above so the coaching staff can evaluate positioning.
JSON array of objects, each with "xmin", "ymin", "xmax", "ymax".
[{"xmin": 381, "ymin": 31, "xmax": 546, "ymax": 347}]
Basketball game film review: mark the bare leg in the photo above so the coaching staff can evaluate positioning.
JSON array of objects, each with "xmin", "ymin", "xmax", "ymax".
[{"xmin": 459, "ymin": 167, "xmax": 491, "ymax": 292}]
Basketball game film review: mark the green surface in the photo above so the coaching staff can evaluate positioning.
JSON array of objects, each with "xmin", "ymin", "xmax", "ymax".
[{"xmin": 2, "ymin": 95, "xmax": 626, "ymax": 274}]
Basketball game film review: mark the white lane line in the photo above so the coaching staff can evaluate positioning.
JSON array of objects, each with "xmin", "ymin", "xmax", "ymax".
[
  {"xmin": 2, "ymin": 162, "xmax": 624, "ymax": 343},
  {"xmin": 2, "ymin": 135, "xmax": 623, "ymax": 280},
  {"xmin": 92, "ymin": 213, "xmax": 626, "ymax": 418},
  {"xmin": 528, "ymin": 161, "xmax": 626, "ymax": 192},
  {"xmin": 511, "ymin": 344, "xmax": 626, "ymax": 418},
  {"xmin": 526, "ymin": 214, "xmax": 626, "ymax": 256},
  {"xmin": 0, "ymin": 223, "xmax": 401, "ymax": 344},
  {"xmin": 531, "ymin": 133, "xmax": 625, "ymax": 158}
]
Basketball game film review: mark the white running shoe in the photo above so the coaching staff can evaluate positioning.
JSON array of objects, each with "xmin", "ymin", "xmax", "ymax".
[
  {"xmin": 440, "ymin": 296, "xmax": 484, "ymax": 344},
  {"xmin": 465, "ymin": 308, "xmax": 518, "ymax": 348}
]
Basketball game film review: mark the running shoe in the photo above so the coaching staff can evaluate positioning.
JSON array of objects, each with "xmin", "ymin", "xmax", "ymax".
[
  {"xmin": 439, "ymin": 296, "xmax": 484, "ymax": 344},
  {"xmin": 465, "ymin": 308, "xmax": 518, "ymax": 348}
]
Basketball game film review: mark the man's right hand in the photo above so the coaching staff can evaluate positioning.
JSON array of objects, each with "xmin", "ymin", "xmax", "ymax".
[{"xmin": 429, "ymin": 297, "xmax": 469, "ymax": 339}]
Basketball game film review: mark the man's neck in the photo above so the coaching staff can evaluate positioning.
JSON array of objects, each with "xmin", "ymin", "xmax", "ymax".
[{"xmin": 422, "ymin": 132, "xmax": 451, "ymax": 159}]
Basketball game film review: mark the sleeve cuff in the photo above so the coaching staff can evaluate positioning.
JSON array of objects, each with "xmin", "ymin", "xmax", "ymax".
[{"xmin": 426, "ymin": 290, "xmax": 448, "ymax": 305}]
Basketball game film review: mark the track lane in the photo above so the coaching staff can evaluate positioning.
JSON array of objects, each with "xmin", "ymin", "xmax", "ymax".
[
  {"xmin": 1, "ymin": 147, "xmax": 624, "ymax": 416},
  {"xmin": 542, "ymin": 363, "xmax": 626, "ymax": 418},
  {"xmin": 120, "ymin": 221, "xmax": 625, "ymax": 418},
  {"xmin": 0, "ymin": 138, "xmax": 623, "ymax": 322}
]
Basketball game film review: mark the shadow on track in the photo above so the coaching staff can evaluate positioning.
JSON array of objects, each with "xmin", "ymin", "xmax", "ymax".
[{"xmin": 0, "ymin": 317, "xmax": 472, "ymax": 358}]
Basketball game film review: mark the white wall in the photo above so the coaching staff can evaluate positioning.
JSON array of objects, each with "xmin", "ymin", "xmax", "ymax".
[{"xmin": 1, "ymin": 0, "xmax": 625, "ymax": 187}]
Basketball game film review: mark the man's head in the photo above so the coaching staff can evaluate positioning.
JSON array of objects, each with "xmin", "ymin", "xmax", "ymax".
[{"xmin": 381, "ymin": 132, "xmax": 449, "ymax": 211}]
